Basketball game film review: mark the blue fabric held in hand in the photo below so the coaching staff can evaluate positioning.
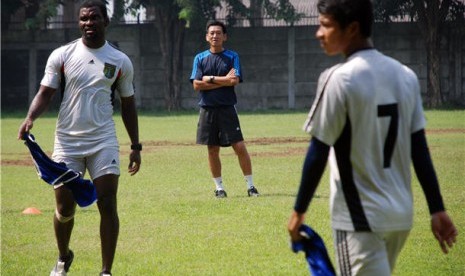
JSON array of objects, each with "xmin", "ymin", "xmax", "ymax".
[
  {"xmin": 23, "ymin": 133, "xmax": 97, "ymax": 207},
  {"xmin": 291, "ymin": 224, "xmax": 336, "ymax": 276}
]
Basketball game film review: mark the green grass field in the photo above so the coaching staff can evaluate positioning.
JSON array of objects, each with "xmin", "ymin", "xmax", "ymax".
[{"xmin": 1, "ymin": 110, "xmax": 464, "ymax": 275}]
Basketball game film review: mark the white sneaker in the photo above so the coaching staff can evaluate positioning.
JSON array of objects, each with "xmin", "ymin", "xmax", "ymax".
[
  {"xmin": 50, "ymin": 250, "xmax": 74, "ymax": 276},
  {"xmin": 50, "ymin": 261, "xmax": 67, "ymax": 276}
]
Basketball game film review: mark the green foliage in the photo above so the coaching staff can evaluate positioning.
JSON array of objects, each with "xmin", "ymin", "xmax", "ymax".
[
  {"xmin": 374, "ymin": 0, "xmax": 465, "ymax": 108},
  {"xmin": 5, "ymin": 0, "xmax": 111, "ymax": 30},
  {"xmin": 374, "ymin": 0, "xmax": 465, "ymax": 23},
  {"xmin": 176, "ymin": 0, "xmax": 221, "ymax": 29},
  {"xmin": 24, "ymin": 0, "xmax": 63, "ymax": 30},
  {"xmin": 448, "ymin": 0, "xmax": 465, "ymax": 22},
  {"xmin": 263, "ymin": 0, "xmax": 303, "ymax": 25},
  {"xmin": 373, "ymin": 0, "xmax": 414, "ymax": 22},
  {"xmin": 112, "ymin": 0, "xmax": 126, "ymax": 22},
  {"xmin": 1, "ymin": 0, "xmax": 24, "ymax": 16},
  {"xmin": 221, "ymin": 0, "xmax": 304, "ymax": 26},
  {"xmin": 127, "ymin": 0, "xmax": 302, "ymax": 28},
  {"xmin": 222, "ymin": 0, "xmax": 248, "ymax": 26},
  {"xmin": 2, "ymin": 110, "xmax": 464, "ymax": 274}
]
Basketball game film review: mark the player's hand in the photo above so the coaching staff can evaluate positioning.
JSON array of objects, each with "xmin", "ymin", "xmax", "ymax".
[
  {"xmin": 128, "ymin": 150, "xmax": 141, "ymax": 176},
  {"xmin": 288, "ymin": 211, "xmax": 305, "ymax": 242},
  {"xmin": 226, "ymin": 68, "xmax": 236, "ymax": 77},
  {"xmin": 18, "ymin": 118, "xmax": 33, "ymax": 140},
  {"xmin": 431, "ymin": 211, "xmax": 458, "ymax": 254},
  {"xmin": 225, "ymin": 68, "xmax": 239, "ymax": 85}
]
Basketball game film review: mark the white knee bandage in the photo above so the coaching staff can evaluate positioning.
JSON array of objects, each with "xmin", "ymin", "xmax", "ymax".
[{"xmin": 55, "ymin": 209, "xmax": 75, "ymax": 223}]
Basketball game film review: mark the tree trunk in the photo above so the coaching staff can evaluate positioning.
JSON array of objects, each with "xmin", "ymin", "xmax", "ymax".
[
  {"xmin": 249, "ymin": 0, "xmax": 264, "ymax": 27},
  {"xmin": 413, "ymin": 0, "xmax": 452, "ymax": 107},
  {"xmin": 155, "ymin": 7, "xmax": 185, "ymax": 111},
  {"xmin": 424, "ymin": 30, "xmax": 442, "ymax": 107},
  {"xmin": 112, "ymin": 0, "xmax": 126, "ymax": 23}
]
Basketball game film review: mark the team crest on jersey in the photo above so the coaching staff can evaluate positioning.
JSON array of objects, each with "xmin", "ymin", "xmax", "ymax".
[{"xmin": 103, "ymin": 63, "xmax": 117, "ymax": 79}]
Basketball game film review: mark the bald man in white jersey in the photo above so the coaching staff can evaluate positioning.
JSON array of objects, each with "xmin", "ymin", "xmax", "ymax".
[
  {"xmin": 18, "ymin": 1, "xmax": 141, "ymax": 275},
  {"xmin": 288, "ymin": 0, "xmax": 457, "ymax": 275}
]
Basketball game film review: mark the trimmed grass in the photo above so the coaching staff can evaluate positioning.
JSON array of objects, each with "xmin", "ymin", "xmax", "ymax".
[{"xmin": 1, "ymin": 110, "xmax": 464, "ymax": 275}]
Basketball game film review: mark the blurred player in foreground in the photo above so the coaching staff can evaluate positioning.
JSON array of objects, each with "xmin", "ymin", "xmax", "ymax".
[
  {"xmin": 18, "ymin": 1, "xmax": 141, "ymax": 275},
  {"xmin": 288, "ymin": 0, "xmax": 458, "ymax": 275}
]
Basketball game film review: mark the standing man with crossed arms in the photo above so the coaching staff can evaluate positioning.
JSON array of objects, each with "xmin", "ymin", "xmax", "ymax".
[
  {"xmin": 288, "ymin": 0, "xmax": 457, "ymax": 275},
  {"xmin": 18, "ymin": 1, "xmax": 141, "ymax": 275},
  {"xmin": 190, "ymin": 20, "xmax": 259, "ymax": 198}
]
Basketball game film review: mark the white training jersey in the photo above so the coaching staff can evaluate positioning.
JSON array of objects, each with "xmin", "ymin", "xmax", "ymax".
[
  {"xmin": 41, "ymin": 38, "xmax": 134, "ymax": 156},
  {"xmin": 306, "ymin": 49, "xmax": 426, "ymax": 232}
]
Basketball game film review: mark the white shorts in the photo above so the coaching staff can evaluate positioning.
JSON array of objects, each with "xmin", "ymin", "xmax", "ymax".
[
  {"xmin": 52, "ymin": 146, "xmax": 120, "ymax": 180},
  {"xmin": 333, "ymin": 229, "xmax": 410, "ymax": 276}
]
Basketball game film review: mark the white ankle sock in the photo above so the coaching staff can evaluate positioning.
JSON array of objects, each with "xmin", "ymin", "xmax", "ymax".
[
  {"xmin": 213, "ymin": 177, "xmax": 225, "ymax": 190},
  {"xmin": 245, "ymin": 175, "xmax": 254, "ymax": 189}
]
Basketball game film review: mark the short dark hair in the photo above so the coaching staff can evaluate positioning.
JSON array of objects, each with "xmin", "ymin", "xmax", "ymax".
[
  {"xmin": 317, "ymin": 0, "xmax": 373, "ymax": 37},
  {"xmin": 79, "ymin": 0, "xmax": 109, "ymax": 22},
  {"xmin": 206, "ymin": 20, "xmax": 227, "ymax": 34}
]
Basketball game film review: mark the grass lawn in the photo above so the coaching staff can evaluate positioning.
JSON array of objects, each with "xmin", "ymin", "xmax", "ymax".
[{"xmin": 1, "ymin": 109, "xmax": 464, "ymax": 275}]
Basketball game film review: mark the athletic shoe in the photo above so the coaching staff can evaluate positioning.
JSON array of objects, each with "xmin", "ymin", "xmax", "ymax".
[
  {"xmin": 100, "ymin": 272, "xmax": 112, "ymax": 276},
  {"xmin": 50, "ymin": 250, "xmax": 74, "ymax": 276},
  {"xmin": 247, "ymin": 186, "xmax": 260, "ymax": 197},
  {"xmin": 215, "ymin": 189, "xmax": 227, "ymax": 198}
]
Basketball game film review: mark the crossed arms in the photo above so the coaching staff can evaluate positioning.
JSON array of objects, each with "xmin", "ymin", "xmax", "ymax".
[{"xmin": 192, "ymin": 68, "xmax": 239, "ymax": 91}]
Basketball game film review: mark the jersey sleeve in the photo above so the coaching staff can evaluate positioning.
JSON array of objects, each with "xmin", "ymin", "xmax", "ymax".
[
  {"xmin": 190, "ymin": 55, "xmax": 202, "ymax": 82},
  {"xmin": 309, "ymin": 70, "xmax": 348, "ymax": 146},
  {"xmin": 407, "ymin": 67, "xmax": 426, "ymax": 133},
  {"xmin": 294, "ymin": 137, "xmax": 330, "ymax": 213},
  {"xmin": 232, "ymin": 52, "xmax": 243, "ymax": 82},
  {"xmin": 116, "ymin": 55, "xmax": 135, "ymax": 98},
  {"xmin": 40, "ymin": 48, "xmax": 63, "ymax": 89},
  {"xmin": 303, "ymin": 66, "xmax": 339, "ymax": 133}
]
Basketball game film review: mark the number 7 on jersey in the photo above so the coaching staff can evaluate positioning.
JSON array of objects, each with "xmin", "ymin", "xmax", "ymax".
[{"xmin": 377, "ymin": 104, "xmax": 398, "ymax": 168}]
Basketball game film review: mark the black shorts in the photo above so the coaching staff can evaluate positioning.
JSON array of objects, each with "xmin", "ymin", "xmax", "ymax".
[{"xmin": 196, "ymin": 106, "xmax": 244, "ymax": 147}]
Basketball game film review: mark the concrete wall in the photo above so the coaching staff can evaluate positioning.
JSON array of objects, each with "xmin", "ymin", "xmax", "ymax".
[{"xmin": 2, "ymin": 22, "xmax": 464, "ymax": 111}]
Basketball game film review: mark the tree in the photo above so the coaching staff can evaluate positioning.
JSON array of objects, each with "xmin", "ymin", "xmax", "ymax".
[
  {"xmin": 112, "ymin": 0, "xmax": 125, "ymax": 23},
  {"xmin": 374, "ymin": 0, "xmax": 465, "ymax": 107},
  {"xmin": 128, "ymin": 0, "xmax": 191, "ymax": 111},
  {"xmin": 2, "ymin": 0, "xmax": 113, "ymax": 30},
  {"xmin": 222, "ymin": 0, "xmax": 303, "ymax": 27},
  {"xmin": 1, "ymin": 0, "xmax": 24, "ymax": 30},
  {"xmin": 128, "ymin": 0, "xmax": 302, "ymax": 110},
  {"xmin": 1, "ymin": 0, "xmax": 64, "ymax": 30}
]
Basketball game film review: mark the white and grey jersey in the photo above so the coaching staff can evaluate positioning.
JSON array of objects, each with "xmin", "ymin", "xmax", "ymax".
[
  {"xmin": 40, "ymin": 39, "xmax": 134, "ymax": 157},
  {"xmin": 306, "ymin": 49, "xmax": 425, "ymax": 232}
]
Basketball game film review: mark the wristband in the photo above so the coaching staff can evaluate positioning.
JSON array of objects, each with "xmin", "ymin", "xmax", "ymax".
[{"xmin": 131, "ymin": 143, "xmax": 142, "ymax": 151}]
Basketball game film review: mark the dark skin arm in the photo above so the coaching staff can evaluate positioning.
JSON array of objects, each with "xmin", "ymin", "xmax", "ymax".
[
  {"xmin": 120, "ymin": 95, "xmax": 141, "ymax": 175},
  {"xmin": 18, "ymin": 85, "xmax": 56, "ymax": 140}
]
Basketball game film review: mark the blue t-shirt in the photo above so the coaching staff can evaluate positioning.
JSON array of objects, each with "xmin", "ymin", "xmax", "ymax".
[{"xmin": 190, "ymin": 49, "xmax": 243, "ymax": 107}]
